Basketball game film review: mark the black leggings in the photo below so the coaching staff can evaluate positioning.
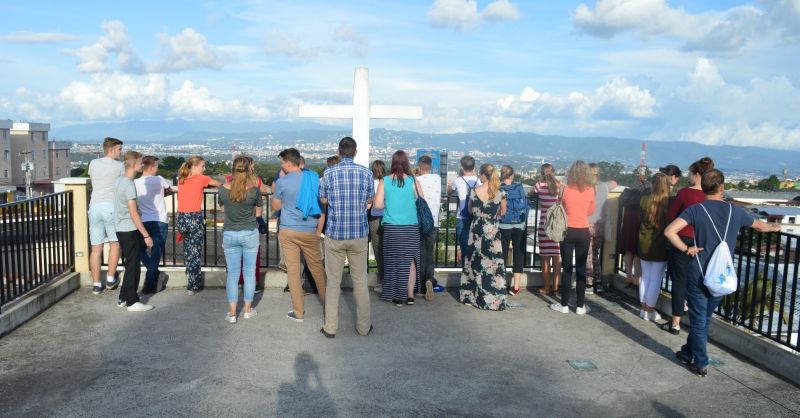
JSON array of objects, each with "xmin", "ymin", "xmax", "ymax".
[
  {"xmin": 560, "ymin": 227, "xmax": 591, "ymax": 308},
  {"xmin": 668, "ymin": 236, "xmax": 694, "ymax": 316},
  {"xmin": 500, "ymin": 227, "xmax": 525, "ymax": 274}
]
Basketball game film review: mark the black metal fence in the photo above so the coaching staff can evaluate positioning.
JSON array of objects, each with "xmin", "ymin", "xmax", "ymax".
[
  {"xmin": 0, "ymin": 191, "xmax": 74, "ymax": 313},
  {"xmin": 615, "ymin": 206, "xmax": 800, "ymax": 352},
  {"xmin": 149, "ymin": 191, "xmax": 545, "ymax": 270}
]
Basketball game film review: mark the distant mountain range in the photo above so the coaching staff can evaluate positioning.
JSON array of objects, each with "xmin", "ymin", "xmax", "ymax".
[{"xmin": 52, "ymin": 119, "xmax": 800, "ymax": 177}]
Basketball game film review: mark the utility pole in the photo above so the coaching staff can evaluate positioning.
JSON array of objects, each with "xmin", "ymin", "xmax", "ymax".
[{"xmin": 19, "ymin": 151, "xmax": 33, "ymax": 200}]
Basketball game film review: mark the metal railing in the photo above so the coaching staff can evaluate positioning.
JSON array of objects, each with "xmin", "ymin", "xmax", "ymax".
[
  {"xmin": 0, "ymin": 191, "xmax": 74, "ymax": 313},
  {"xmin": 614, "ymin": 206, "xmax": 800, "ymax": 352},
  {"xmin": 150, "ymin": 191, "xmax": 545, "ymax": 270}
]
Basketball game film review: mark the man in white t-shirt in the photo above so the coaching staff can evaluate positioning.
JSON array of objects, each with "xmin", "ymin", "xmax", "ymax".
[
  {"xmin": 88, "ymin": 137, "xmax": 124, "ymax": 295},
  {"xmin": 448, "ymin": 155, "xmax": 479, "ymax": 266},
  {"xmin": 134, "ymin": 156, "xmax": 173, "ymax": 294},
  {"xmin": 416, "ymin": 155, "xmax": 443, "ymax": 299}
]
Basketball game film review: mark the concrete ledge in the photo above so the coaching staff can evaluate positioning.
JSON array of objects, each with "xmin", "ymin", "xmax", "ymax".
[
  {"xmin": 607, "ymin": 273, "xmax": 800, "ymax": 387},
  {"xmin": 81, "ymin": 268, "xmax": 547, "ymax": 289},
  {"xmin": 0, "ymin": 272, "xmax": 80, "ymax": 337}
]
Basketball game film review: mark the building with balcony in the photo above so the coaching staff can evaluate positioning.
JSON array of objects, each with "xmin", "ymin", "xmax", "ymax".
[
  {"xmin": 10, "ymin": 122, "xmax": 50, "ymax": 195},
  {"xmin": 0, "ymin": 120, "xmax": 11, "ymax": 185},
  {"xmin": 48, "ymin": 140, "xmax": 72, "ymax": 181}
]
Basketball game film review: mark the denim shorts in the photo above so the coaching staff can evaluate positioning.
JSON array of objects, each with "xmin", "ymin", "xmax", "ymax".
[{"xmin": 88, "ymin": 203, "xmax": 117, "ymax": 245}]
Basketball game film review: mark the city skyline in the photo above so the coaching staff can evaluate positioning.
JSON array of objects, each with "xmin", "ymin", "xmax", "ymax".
[{"xmin": 1, "ymin": 1, "xmax": 799, "ymax": 150}]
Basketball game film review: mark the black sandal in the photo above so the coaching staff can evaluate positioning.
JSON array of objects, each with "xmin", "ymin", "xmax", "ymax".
[{"xmin": 660, "ymin": 321, "xmax": 680, "ymax": 335}]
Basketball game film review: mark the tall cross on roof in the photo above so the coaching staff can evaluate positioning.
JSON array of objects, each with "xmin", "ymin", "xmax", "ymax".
[{"xmin": 299, "ymin": 67, "xmax": 423, "ymax": 167}]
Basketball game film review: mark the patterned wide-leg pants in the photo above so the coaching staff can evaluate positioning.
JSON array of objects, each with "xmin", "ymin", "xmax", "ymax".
[{"xmin": 177, "ymin": 211, "xmax": 205, "ymax": 291}]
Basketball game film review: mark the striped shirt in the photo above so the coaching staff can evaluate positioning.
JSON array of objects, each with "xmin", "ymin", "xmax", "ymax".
[
  {"xmin": 533, "ymin": 182, "xmax": 561, "ymax": 255},
  {"xmin": 319, "ymin": 158, "xmax": 375, "ymax": 240}
]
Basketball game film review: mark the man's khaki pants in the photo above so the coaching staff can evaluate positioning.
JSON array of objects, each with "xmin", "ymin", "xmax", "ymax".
[
  {"xmin": 323, "ymin": 236, "xmax": 371, "ymax": 335},
  {"xmin": 279, "ymin": 229, "xmax": 327, "ymax": 317}
]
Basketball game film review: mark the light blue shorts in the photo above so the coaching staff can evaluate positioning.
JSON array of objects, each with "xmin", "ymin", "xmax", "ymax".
[{"xmin": 88, "ymin": 203, "xmax": 117, "ymax": 245}]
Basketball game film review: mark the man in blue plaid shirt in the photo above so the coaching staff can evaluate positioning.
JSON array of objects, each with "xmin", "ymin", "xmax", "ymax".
[{"xmin": 319, "ymin": 137, "xmax": 375, "ymax": 338}]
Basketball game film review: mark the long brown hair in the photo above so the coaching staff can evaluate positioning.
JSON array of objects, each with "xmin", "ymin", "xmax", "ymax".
[
  {"xmin": 566, "ymin": 160, "xmax": 595, "ymax": 192},
  {"xmin": 539, "ymin": 163, "xmax": 559, "ymax": 196},
  {"xmin": 389, "ymin": 150, "xmax": 412, "ymax": 188},
  {"xmin": 229, "ymin": 156, "xmax": 256, "ymax": 202},
  {"xmin": 479, "ymin": 163, "xmax": 500, "ymax": 200},
  {"xmin": 646, "ymin": 173, "xmax": 670, "ymax": 228},
  {"xmin": 178, "ymin": 156, "xmax": 205, "ymax": 184}
]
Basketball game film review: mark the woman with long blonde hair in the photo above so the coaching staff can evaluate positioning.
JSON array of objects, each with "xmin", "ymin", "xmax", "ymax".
[
  {"xmin": 551, "ymin": 161, "xmax": 595, "ymax": 315},
  {"xmin": 460, "ymin": 163, "xmax": 509, "ymax": 310},
  {"xmin": 637, "ymin": 172, "xmax": 671, "ymax": 321},
  {"xmin": 219, "ymin": 156, "xmax": 262, "ymax": 323},
  {"xmin": 531, "ymin": 163, "xmax": 562, "ymax": 295},
  {"xmin": 176, "ymin": 156, "xmax": 222, "ymax": 294}
]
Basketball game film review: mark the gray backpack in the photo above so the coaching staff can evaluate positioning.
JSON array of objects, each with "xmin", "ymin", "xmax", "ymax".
[{"xmin": 544, "ymin": 186, "xmax": 567, "ymax": 242}]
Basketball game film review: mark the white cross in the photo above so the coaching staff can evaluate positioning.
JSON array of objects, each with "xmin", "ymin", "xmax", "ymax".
[{"xmin": 298, "ymin": 67, "xmax": 423, "ymax": 167}]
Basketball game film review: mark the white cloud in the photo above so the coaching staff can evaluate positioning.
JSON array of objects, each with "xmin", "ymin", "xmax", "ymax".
[
  {"xmin": 571, "ymin": 0, "xmax": 770, "ymax": 52},
  {"xmin": 764, "ymin": 0, "xmax": 800, "ymax": 43},
  {"xmin": 481, "ymin": 0, "xmax": 521, "ymax": 22},
  {"xmin": 332, "ymin": 25, "xmax": 370, "ymax": 57},
  {"xmin": 681, "ymin": 122, "xmax": 800, "ymax": 149},
  {"xmin": 264, "ymin": 29, "xmax": 319, "ymax": 58},
  {"xmin": 0, "ymin": 31, "xmax": 81, "ymax": 43},
  {"xmin": 57, "ymin": 73, "xmax": 168, "ymax": 119},
  {"xmin": 428, "ymin": 0, "xmax": 519, "ymax": 32},
  {"xmin": 168, "ymin": 80, "xmax": 271, "ymax": 119},
  {"xmin": 497, "ymin": 78, "xmax": 655, "ymax": 120},
  {"xmin": 150, "ymin": 28, "xmax": 230, "ymax": 73},
  {"xmin": 63, "ymin": 20, "xmax": 145, "ymax": 74}
]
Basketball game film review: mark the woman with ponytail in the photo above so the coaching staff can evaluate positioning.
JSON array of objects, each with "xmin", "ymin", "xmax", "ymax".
[
  {"xmin": 550, "ymin": 160, "xmax": 595, "ymax": 315},
  {"xmin": 176, "ymin": 156, "xmax": 222, "ymax": 294},
  {"xmin": 460, "ymin": 163, "xmax": 508, "ymax": 310},
  {"xmin": 662, "ymin": 157, "xmax": 714, "ymax": 334},
  {"xmin": 531, "ymin": 163, "xmax": 562, "ymax": 295},
  {"xmin": 218, "ymin": 156, "xmax": 262, "ymax": 323}
]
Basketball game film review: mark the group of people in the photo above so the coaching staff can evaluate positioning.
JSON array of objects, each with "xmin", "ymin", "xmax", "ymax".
[{"xmin": 86, "ymin": 136, "xmax": 781, "ymax": 377}]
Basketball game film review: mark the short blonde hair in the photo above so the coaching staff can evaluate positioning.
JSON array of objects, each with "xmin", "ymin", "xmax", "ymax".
[{"xmin": 123, "ymin": 151, "xmax": 142, "ymax": 169}]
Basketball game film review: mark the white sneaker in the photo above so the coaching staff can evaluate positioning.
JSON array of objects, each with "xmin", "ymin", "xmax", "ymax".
[
  {"xmin": 243, "ymin": 308, "xmax": 257, "ymax": 320},
  {"xmin": 225, "ymin": 313, "xmax": 237, "ymax": 324},
  {"xmin": 639, "ymin": 309, "xmax": 648, "ymax": 319},
  {"xmin": 117, "ymin": 300, "xmax": 127, "ymax": 308},
  {"xmin": 576, "ymin": 305, "xmax": 590, "ymax": 315},
  {"xmin": 648, "ymin": 311, "xmax": 662, "ymax": 322},
  {"xmin": 126, "ymin": 302, "xmax": 154, "ymax": 312},
  {"xmin": 550, "ymin": 303, "xmax": 569, "ymax": 314},
  {"xmin": 373, "ymin": 285, "xmax": 382, "ymax": 293},
  {"xmin": 187, "ymin": 290, "xmax": 196, "ymax": 296}
]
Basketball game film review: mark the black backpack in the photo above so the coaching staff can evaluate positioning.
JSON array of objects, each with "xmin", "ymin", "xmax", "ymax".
[{"xmin": 619, "ymin": 187, "xmax": 643, "ymax": 210}]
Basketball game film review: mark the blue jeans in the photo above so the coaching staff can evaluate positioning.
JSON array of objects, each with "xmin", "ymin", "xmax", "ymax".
[
  {"xmin": 456, "ymin": 217, "xmax": 471, "ymax": 266},
  {"xmin": 224, "ymin": 229, "xmax": 260, "ymax": 303},
  {"xmin": 680, "ymin": 270, "xmax": 722, "ymax": 369},
  {"xmin": 140, "ymin": 221, "xmax": 168, "ymax": 291}
]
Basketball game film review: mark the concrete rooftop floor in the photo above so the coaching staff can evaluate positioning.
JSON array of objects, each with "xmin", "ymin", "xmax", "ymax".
[{"xmin": 1, "ymin": 287, "xmax": 799, "ymax": 417}]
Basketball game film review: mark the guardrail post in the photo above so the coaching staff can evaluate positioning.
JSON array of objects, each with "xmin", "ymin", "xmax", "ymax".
[{"xmin": 53, "ymin": 177, "xmax": 90, "ymax": 273}]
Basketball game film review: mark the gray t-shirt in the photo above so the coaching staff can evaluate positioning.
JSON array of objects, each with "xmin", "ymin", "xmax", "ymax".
[
  {"xmin": 218, "ymin": 187, "xmax": 262, "ymax": 232},
  {"xmin": 114, "ymin": 176, "xmax": 138, "ymax": 233},
  {"xmin": 589, "ymin": 182, "xmax": 611, "ymax": 224},
  {"xmin": 89, "ymin": 157, "xmax": 124, "ymax": 206}
]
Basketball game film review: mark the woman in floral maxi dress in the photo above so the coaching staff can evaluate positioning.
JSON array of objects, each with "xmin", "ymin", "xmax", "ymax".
[{"xmin": 460, "ymin": 163, "xmax": 508, "ymax": 311}]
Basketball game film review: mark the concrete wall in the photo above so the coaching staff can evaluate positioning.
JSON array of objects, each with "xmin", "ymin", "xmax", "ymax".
[
  {"xmin": 10, "ymin": 122, "xmax": 50, "ymax": 188},
  {"xmin": 0, "ymin": 121, "xmax": 11, "ymax": 184}
]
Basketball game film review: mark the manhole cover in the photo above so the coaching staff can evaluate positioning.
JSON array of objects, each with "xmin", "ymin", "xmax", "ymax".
[{"xmin": 567, "ymin": 359, "xmax": 597, "ymax": 371}]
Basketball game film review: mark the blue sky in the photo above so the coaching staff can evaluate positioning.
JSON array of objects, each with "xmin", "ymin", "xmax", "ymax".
[{"xmin": 1, "ymin": 0, "xmax": 799, "ymax": 149}]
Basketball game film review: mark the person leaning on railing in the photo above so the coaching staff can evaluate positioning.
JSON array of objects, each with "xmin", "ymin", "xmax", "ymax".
[
  {"xmin": 664, "ymin": 168, "xmax": 780, "ymax": 377},
  {"xmin": 176, "ymin": 156, "xmax": 222, "ymax": 295}
]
